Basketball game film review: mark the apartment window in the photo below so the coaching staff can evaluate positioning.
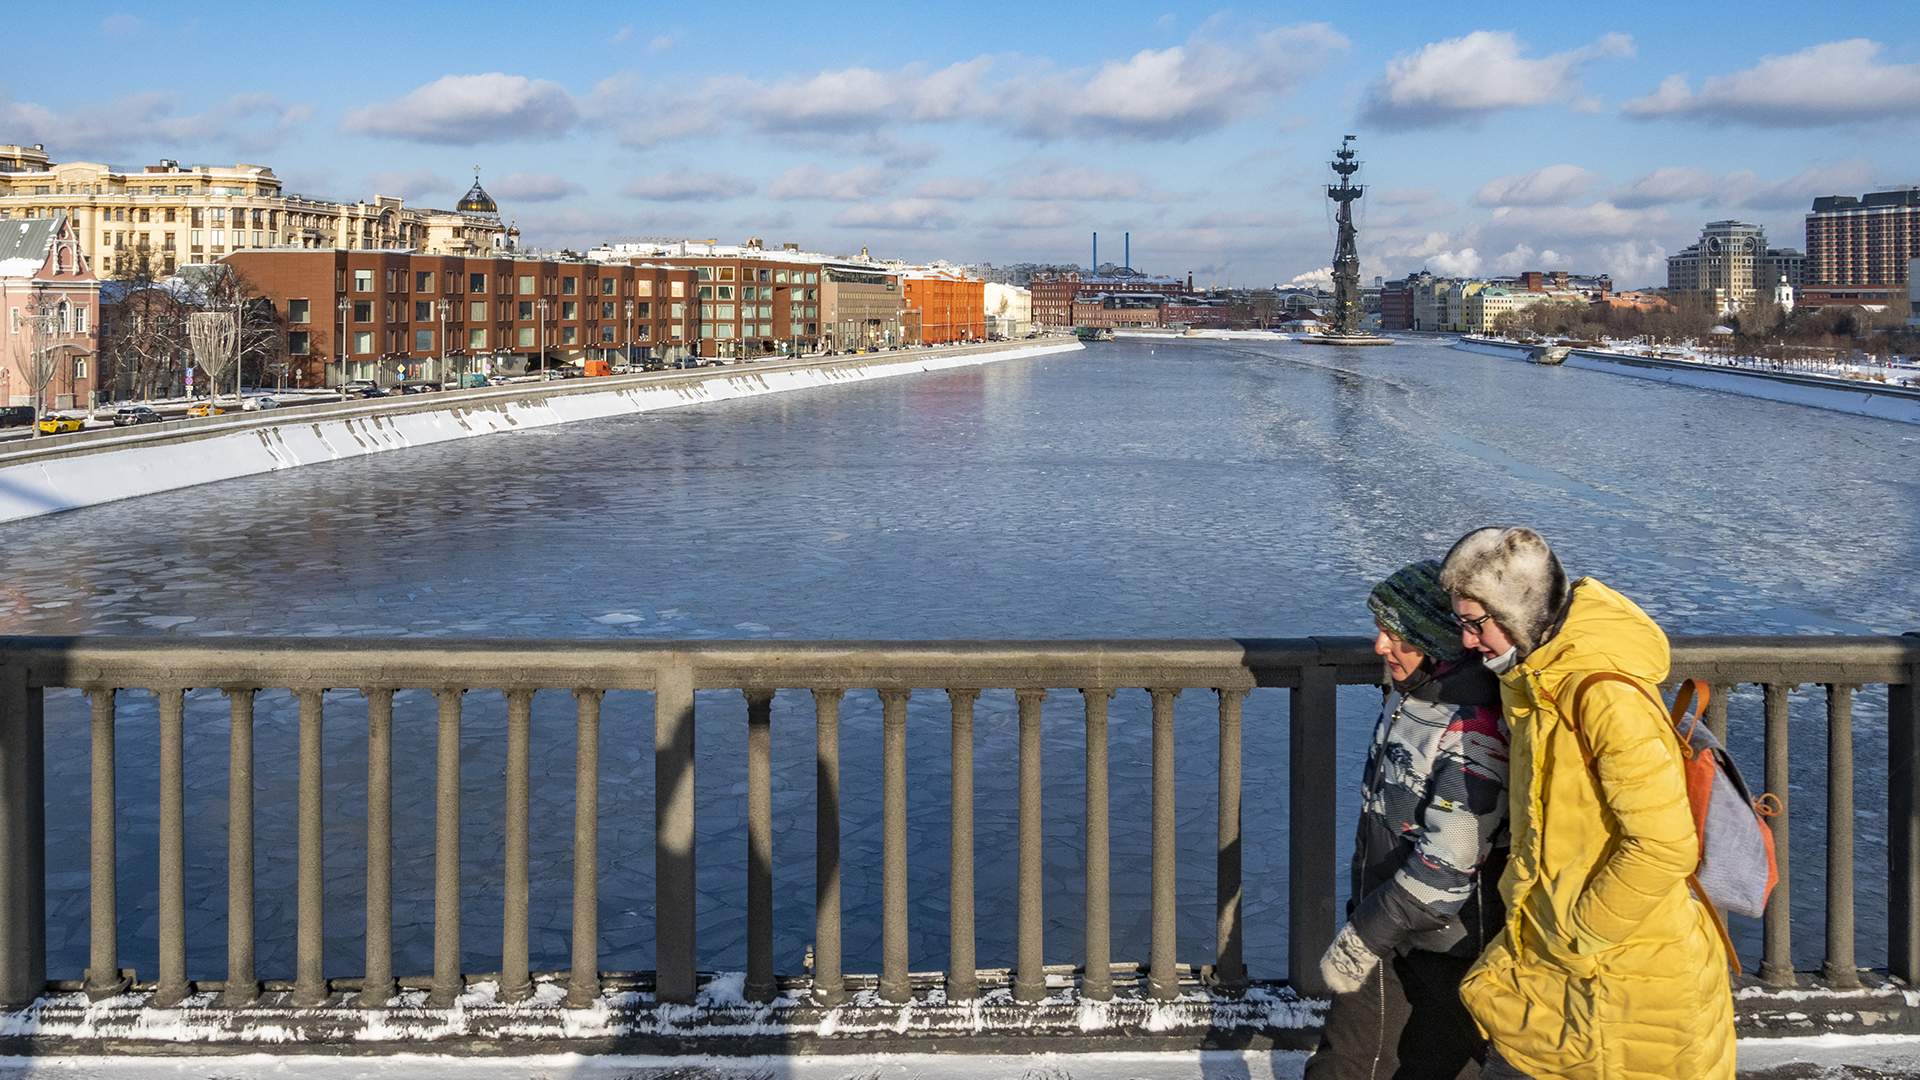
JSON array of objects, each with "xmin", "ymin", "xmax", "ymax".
[
  {"xmin": 518, "ymin": 275, "xmax": 534, "ymax": 295},
  {"xmin": 415, "ymin": 271, "xmax": 435, "ymax": 292},
  {"xmin": 469, "ymin": 300, "xmax": 487, "ymax": 321},
  {"xmin": 561, "ymin": 277, "xmax": 577, "ymax": 295},
  {"xmin": 700, "ymin": 304, "xmax": 713, "ymax": 320},
  {"xmin": 636, "ymin": 325, "xmax": 650, "ymax": 340},
  {"xmin": 517, "ymin": 300, "xmax": 533, "ymax": 320},
  {"xmin": 517, "ymin": 327, "xmax": 535, "ymax": 347},
  {"xmin": 758, "ymin": 269, "xmax": 770, "ymax": 282},
  {"xmin": 671, "ymin": 303, "xmax": 684, "ymax": 319},
  {"xmin": 469, "ymin": 272, "xmax": 486, "ymax": 291},
  {"xmin": 352, "ymin": 331, "xmax": 373, "ymax": 354},
  {"xmin": 211, "ymin": 230, "xmax": 225, "ymax": 246},
  {"xmin": 601, "ymin": 302, "xmax": 615, "ymax": 319},
  {"xmin": 636, "ymin": 302, "xmax": 650, "ymax": 318},
  {"xmin": 75, "ymin": 357, "xmax": 88, "ymax": 380},
  {"xmin": 775, "ymin": 270, "xmax": 788, "ymax": 283},
  {"xmin": 354, "ymin": 269, "xmax": 373, "ymax": 292},
  {"xmin": 716, "ymin": 304, "xmax": 735, "ymax": 320},
  {"xmin": 671, "ymin": 281, "xmax": 685, "ymax": 298},
  {"xmin": 139, "ymin": 208, "xmax": 150, "ymax": 223},
  {"xmin": 741, "ymin": 286, "xmax": 756, "ymax": 301},
  {"xmin": 719, "ymin": 267, "xmax": 736, "ymax": 281},
  {"xmin": 600, "ymin": 325, "xmax": 616, "ymax": 343},
  {"xmin": 211, "ymin": 207, "xmax": 225, "ymax": 224},
  {"xmin": 698, "ymin": 285, "xmax": 713, "ymax": 301},
  {"xmin": 289, "ymin": 331, "xmax": 311, "ymax": 355},
  {"xmin": 76, "ymin": 307, "xmax": 90, "ymax": 333},
  {"xmin": 562, "ymin": 301, "xmax": 576, "ymax": 319},
  {"xmin": 288, "ymin": 299, "xmax": 311, "ymax": 324},
  {"xmin": 637, "ymin": 280, "xmax": 652, "ymax": 296},
  {"xmin": 807, "ymin": 273, "xmax": 818, "ymax": 284},
  {"xmin": 696, "ymin": 267, "xmax": 712, "ymax": 280},
  {"xmin": 600, "ymin": 278, "xmax": 615, "ymax": 296},
  {"xmin": 562, "ymin": 326, "xmax": 577, "ymax": 345},
  {"xmin": 716, "ymin": 324, "xmax": 734, "ymax": 340},
  {"xmin": 384, "ymin": 269, "xmax": 399, "ymax": 292},
  {"xmin": 468, "ymin": 328, "xmax": 487, "ymax": 349},
  {"xmin": 701, "ymin": 324, "xmax": 716, "ymax": 339},
  {"xmin": 353, "ymin": 301, "xmax": 372, "ymax": 322},
  {"xmin": 414, "ymin": 301, "xmax": 433, "ymax": 321},
  {"xmin": 414, "ymin": 329, "xmax": 434, "ymax": 351},
  {"xmin": 758, "ymin": 305, "xmax": 772, "ymax": 319},
  {"xmin": 164, "ymin": 208, "xmax": 176, "ymax": 223}
]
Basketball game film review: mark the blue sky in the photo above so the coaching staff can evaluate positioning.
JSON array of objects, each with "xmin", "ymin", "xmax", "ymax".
[{"xmin": 7, "ymin": 2, "xmax": 1917, "ymax": 288}]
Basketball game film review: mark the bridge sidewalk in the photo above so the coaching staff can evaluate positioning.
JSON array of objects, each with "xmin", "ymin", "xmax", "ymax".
[{"xmin": 3, "ymin": 1041, "xmax": 1919, "ymax": 1079}]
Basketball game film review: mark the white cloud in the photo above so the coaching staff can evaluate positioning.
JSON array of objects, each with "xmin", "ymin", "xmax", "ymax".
[
  {"xmin": 914, "ymin": 176, "xmax": 987, "ymax": 201},
  {"xmin": 365, "ymin": 169, "xmax": 451, "ymax": 200},
  {"xmin": 1734, "ymin": 162, "xmax": 1877, "ymax": 209},
  {"xmin": 1017, "ymin": 22, "xmax": 1348, "ymax": 139},
  {"xmin": 648, "ymin": 34, "xmax": 677, "ymax": 53},
  {"xmin": 766, "ymin": 164, "xmax": 894, "ymax": 202},
  {"xmin": 609, "ymin": 25, "xmax": 632, "ymax": 45},
  {"xmin": 1006, "ymin": 166, "xmax": 1151, "ymax": 202},
  {"xmin": 100, "ymin": 13, "xmax": 141, "ymax": 35},
  {"xmin": 1363, "ymin": 30, "xmax": 1635, "ymax": 127},
  {"xmin": 1610, "ymin": 166, "xmax": 1721, "ymax": 209},
  {"xmin": 1624, "ymin": 40, "xmax": 1920, "ymax": 126},
  {"xmin": 1483, "ymin": 202, "xmax": 1666, "ymax": 242},
  {"xmin": 831, "ymin": 199, "xmax": 959, "ymax": 231},
  {"xmin": 487, "ymin": 171, "xmax": 580, "ymax": 202},
  {"xmin": 742, "ymin": 59, "xmax": 994, "ymax": 133},
  {"xmin": 343, "ymin": 74, "xmax": 578, "ymax": 144},
  {"xmin": 623, "ymin": 169, "xmax": 745, "ymax": 201},
  {"xmin": 1474, "ymin": 164, "xmax": 1599, "ymax": 207},
  {"xmin": 0, "ymin": 90, "xmax": 310, "ymax": 157},
  {"xmin": 1427, "ymin": 248, "xmax": 1483, "ymax": 277}
]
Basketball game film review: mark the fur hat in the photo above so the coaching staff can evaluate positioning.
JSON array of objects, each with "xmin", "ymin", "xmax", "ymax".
[
  {"xmin": 1367, "ymin": 560, "xmax": 1465, "ymax": 663},
  {"xmin": 1438, "ymin": 526, "xmax": 1570, "ymax": 657}
]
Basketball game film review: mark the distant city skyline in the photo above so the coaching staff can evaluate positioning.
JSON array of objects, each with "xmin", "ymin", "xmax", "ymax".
[{"xmin": 6, "ymin": 2, "xmax": 1917, "ymax": 288}]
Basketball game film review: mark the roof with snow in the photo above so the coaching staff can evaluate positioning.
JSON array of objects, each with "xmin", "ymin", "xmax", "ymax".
[{"xmin": 0, "ymin": 214, "xmax": 64, "ymax": 277}]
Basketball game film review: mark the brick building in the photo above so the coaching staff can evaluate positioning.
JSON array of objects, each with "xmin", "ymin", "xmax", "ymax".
[
  {"xmin": 902, "ymin": 271, "xmax": 985, "ymax": 345},
  {"xmin": 222, "ymin": 249, "xmax": 696, "ymax": 387},
  {"xmin": 1804, "ymin": 188, "xmax": 1920, "ymax": 307},
  {"xmin": 591, "ymin": 240, "xmax": 836, "ymax": 359},
  {"xmin": 1070, "ymin": 292, "xmax": 1165, "ymax": 329},
  {"xmin": 1, "ymin": 214, "xmax": 99, "ymax": 409},
  {"xmin": 1379, "ymin": 279, "xmax": 1414, "ymax": 331},
  {"xmin": 1030, "ymin": 271, "xmax": 1188, "ymax": 329}
]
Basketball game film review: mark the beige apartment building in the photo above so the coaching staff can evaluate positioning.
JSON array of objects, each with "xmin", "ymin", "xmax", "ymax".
[{"xmin": 0, "ymin": 144, "xmax": 517, "ymax": 278}]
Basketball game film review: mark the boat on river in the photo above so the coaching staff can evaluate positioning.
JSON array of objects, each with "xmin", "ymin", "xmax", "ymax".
[{"xmin": 1074, "ymin": 326, "xmax": 1115, "ymax": 342}]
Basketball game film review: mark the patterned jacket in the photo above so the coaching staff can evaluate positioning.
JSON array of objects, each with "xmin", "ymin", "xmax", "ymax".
[{"xmin": 1347, "ymin": 658, "xmax": 1510, "ymax": 959}]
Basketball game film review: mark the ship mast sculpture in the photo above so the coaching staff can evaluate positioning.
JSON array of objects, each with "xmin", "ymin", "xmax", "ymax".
[{"xmin": 1302, "ymin": 134, "xmax": 1392, "ymax": 346}]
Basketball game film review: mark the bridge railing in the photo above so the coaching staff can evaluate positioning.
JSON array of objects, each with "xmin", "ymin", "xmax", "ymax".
[{"xmin": 0, "ymin": 634, "xmax": 1914, "ymax": 1010}]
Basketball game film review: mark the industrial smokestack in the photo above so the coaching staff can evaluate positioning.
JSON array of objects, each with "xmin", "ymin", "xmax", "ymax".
[
  {"xmin": 1124, "ymin": 232, "xmax": 1130, "ymax": 272},
  {"xmin": 1092, "ymin": 232, "xmax": 1098, "ymax": 274}
]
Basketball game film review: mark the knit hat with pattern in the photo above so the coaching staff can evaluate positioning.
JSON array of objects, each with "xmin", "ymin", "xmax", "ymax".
[{"xmin": 1367, "ymin": 560, "xmax": 1465, "ymax": 662}]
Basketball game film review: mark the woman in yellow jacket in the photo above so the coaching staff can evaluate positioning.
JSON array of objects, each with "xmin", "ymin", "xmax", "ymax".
[{"xmin": 1438, "ymin": 526, "xmax": 1734, "ymax": 1080}]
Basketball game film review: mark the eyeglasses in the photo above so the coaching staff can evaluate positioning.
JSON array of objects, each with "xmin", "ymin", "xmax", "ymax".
[{"xmin": 1453, "ymin": 611, "xmax": 1496, "ymax": 636}]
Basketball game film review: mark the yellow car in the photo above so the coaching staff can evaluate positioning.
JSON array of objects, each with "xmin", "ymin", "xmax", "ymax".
[
  {"xmin": 37, "ymin": 413, "xmax": 85, "ymax": 434},
  {"xmin": 186, "ymin": 401, "xmax": 229, "ymax": 418}
]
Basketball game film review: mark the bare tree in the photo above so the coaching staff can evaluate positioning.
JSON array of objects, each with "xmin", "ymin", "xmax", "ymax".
[
  {"xmin": 22, "ymin": 289, "xmax": 65, "ymax": 435},
  {"xmin": 177, "ymin": 264, "xmax": 288, "ymax": 399},
  {"xmin": 102, "ymin": 264, "xmax": 191, "ymax": 402}
]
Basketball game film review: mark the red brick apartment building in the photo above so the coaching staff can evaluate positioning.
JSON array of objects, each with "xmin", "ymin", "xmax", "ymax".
[
  {"xmin": 1030, "ymin": 271, "xmax": 1189, "ymax": 329},
  {"xmin": 604, "ymin": 250, "xmax": 822, "ymax": 359},
  {"xmin": 1805, "ymin": 188, "xmax": 1920, "ymax": 307},
  {"xmin": 222, "ymin": 250, "xmax": 696, "ymax": 386}
]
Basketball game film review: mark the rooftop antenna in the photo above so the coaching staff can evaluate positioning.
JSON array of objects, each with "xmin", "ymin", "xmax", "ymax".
[
  {"xmin": 1124, "ymin": 232, "xmax": 1130, "ymax": 272},
  {"xmin": 1092, "ymin": 231, "xmax": 1098, "ymax": 274}
]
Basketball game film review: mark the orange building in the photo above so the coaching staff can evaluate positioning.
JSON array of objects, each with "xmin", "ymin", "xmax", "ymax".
[{"xmin": 902, "ymin": 272, "xmax": 984, "ymax": 345}]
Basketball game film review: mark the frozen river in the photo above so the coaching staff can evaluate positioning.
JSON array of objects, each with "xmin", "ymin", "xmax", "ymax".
[{"xmin": 1, "ymin": 336, "xmax": 1915, "ymax": 986}]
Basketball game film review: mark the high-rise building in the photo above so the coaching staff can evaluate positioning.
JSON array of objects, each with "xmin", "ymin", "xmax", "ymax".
[
  {"xmin": 1804, "ymin": 187, "xmax": 1920, "ymax": 306},
  {"xmin": 1667, "ymin": 221, "xmax": 1801, "ymax": 313},
  {"xmin": 0, "ymin": 146, "xmax": 517, "ymax": 277}
]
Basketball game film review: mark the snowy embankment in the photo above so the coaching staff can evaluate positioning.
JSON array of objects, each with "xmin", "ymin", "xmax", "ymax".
[
  {"xmin": 1113, "ymin": 329, "xmax": 1293, "ymax": 341},
  {"xmin": 1454, "ymin": 337, "xmax": 1920, "ymax": 425},
  {"xmin": 0, "ymin": 341, "xmax": 1081, "ymax": 523}
]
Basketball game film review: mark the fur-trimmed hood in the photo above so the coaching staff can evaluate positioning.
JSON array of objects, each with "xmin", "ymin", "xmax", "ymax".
[{"xmin": 1439, "ymin": 527, "xmax": 1571, "ymax": 657}]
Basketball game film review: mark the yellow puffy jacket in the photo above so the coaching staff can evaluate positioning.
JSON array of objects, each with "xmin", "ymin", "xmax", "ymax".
[{"xmin": 1458, "ymin": 579, "xmax": 1735, "ymax": 1079}]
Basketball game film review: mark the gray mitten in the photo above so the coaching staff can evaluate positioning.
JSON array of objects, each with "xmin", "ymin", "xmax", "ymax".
[{"xmin": 1318, "ymin": 922, "xmax": 1381, "ymax": 995}]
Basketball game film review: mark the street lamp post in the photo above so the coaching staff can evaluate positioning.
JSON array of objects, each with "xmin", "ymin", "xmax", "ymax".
[
  {"xmin": 336, "ymin": 296, "xmax": 350, "ymax": 390},
  {"xmin": 624, "ymin": 299, "xmax": 634, "ymax": 367},
  {"xmin": 437, "ymin": 298, "xmax": 451, "ymax": 386},
  {"xmin": 535, "ymin": 297, "xmax": 549, "ymax": 378}
]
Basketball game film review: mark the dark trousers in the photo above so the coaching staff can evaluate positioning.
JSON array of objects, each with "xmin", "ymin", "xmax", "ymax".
[{"xmin": 1303, "ymin": 950, "xmax": 1485, "ymax": 1080}]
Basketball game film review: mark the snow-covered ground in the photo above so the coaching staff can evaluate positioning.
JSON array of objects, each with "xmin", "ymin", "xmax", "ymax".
[{"xmin": 1, "ymin": 1037, "xmax": 1917, "ymax": 1078}]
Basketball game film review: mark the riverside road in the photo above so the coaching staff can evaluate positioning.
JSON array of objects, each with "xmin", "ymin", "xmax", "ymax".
[{"xmin": 0, "ymin": 336, "xmax": 1913, "ymax": 990}]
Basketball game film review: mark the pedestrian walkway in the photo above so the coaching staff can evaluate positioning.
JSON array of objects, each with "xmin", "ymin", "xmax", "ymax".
[{"xmin": 3, "ymin": 1039, "xmax": 1919, "ymax": 1079}]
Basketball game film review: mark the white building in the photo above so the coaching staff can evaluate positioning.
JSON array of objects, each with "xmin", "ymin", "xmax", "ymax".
[{"xmin": 984, "ymin": 283, "xmax": 1030, "ymax": 338}]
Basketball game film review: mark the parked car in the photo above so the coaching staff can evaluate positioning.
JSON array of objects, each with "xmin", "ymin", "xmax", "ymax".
[
  {"xmin": 673, "ymin": 357, "xmax": 701, "ymax": 369},
  {"xmin": 37, "ymin": 412, "xmax": 86, "ymax": 434},
  {"xmin": 343, "ymin": 380, "xmax": 386, "ymax": 398},
  {"xmin": 459, "ymin": 373, "xmax": 491, "ymax": 389},
  {"xmin": 486, "ymin": 375, "xmax": 513, "ymax": 386},
  {"xmin": 254, "ymin": 397, "xmax": 282, "ymax": 410},
  {"xmin": 0, "ymin": 406, "xmax": 36, "ymax": 428},
  {"xmin": 397, "ymin": 382, "xmax": 439, "ymax": 395},
  {"xmin": 112, "ymin": 405, "xmax": 163, "ymax": 426}
]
